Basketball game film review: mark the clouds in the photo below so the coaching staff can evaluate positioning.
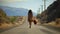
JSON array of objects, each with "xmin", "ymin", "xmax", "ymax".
[
  {"xmin": 0, "ymin": 0, "xmax": 27, "ymax": 2},
  {"xmin": 0, "ymin": 0, "xmax": 55, "ymax": 13}
]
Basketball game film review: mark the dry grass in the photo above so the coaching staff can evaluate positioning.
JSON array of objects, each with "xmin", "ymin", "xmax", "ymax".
[
  {"xmin": 48, "ymin": 21, "xmax": 60, "ymax": 27},
  {"xmin": 0, "ymin": 16, "xmax": 26, "ymax": 30}
]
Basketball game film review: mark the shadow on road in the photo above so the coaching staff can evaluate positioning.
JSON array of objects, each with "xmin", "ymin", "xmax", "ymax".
[
  {"xmin": 0, "ymin": 26, "xmax": 16, "ymax": 33},
  {"xmin": 41, "ymin": 24, "xmax": 60, "ymax": 32},
  {"xmin": 0, "ymin": 24, "xmax": 23, "ymax": 33},
  {"xmin": 40, "ymin": 29, "xmax": 54, "ymax": 34}
]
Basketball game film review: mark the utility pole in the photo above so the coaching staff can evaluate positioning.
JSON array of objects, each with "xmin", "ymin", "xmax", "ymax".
[
  {"xmin": 37, "ymin": 8, "xmax": 40, "ymax": 18},
  {"xmin": 41, "ymin": 5, "xmax": 43, "ymax": 12},
  {"xmin": 37, "ymin": 8, "xmax": 40, "ymax": 15},
  {"xmin": 43, "ymin": 0, "xmax": 46, "ymax": 10},
  {"xmin": 38, "ymin": 8, "xmax": 40, "ymax": 14}
]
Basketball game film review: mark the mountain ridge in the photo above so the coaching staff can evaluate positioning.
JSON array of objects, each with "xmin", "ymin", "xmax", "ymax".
[{"xmin": 0, "ymin": 6, "xmax": 36, "ymax": 16}]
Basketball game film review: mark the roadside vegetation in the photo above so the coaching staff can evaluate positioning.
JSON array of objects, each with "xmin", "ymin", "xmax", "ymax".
[{"xmin": 0, "ymin": 9, "xmax": 25, "ymax": 29}]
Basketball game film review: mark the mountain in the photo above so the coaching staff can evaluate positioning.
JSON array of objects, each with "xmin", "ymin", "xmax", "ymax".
[{"xmin": 0, "ymin": 6, "xmax": 36, "ymax": 16}]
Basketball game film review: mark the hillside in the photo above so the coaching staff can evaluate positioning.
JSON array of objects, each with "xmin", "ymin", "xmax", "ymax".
[
  {"xmin": 0, "ymin": 8, "xmax": 18, "ymax": 25},
  {"xmin": 0, "ymin": 8, "xmax": 10, "ymax": 25},
  {"xmin": 38, "ymin": 0, "xmax": 60, "ymax": 25}
]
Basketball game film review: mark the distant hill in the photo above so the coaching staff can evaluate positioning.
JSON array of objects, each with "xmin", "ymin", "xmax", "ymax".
[{"xmin": 0, "ymin": 6, "xmax": 36, "ymax": 16}]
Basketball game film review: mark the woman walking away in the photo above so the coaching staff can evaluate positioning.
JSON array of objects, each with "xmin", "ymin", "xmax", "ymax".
[{"xmin": 28, "ymin": 10, "xmax": 33, "ymax": 28}]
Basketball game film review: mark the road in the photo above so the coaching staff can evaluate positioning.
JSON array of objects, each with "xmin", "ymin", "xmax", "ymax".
[{"xmin": 0, "ymin": 18, "xmax": 60, "ymax": 34}]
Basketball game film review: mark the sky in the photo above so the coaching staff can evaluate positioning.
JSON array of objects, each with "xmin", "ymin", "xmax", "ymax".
[{"xmin": 0, "ymin": 0, "xmax": 56, "ymax": 13}]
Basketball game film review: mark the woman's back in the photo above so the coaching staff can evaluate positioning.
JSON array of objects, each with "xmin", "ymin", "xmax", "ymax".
[{"xmin": 28, "ymin": 10, "xmax": 33, "ymax": 22}]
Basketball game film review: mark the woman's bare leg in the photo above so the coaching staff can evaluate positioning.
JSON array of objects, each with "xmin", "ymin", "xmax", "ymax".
[{"xmin": 29, "ymin": 22, "xmax": 31, "ymax": 28}]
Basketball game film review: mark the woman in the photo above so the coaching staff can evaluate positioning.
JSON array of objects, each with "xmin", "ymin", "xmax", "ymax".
[{"xmin": 28, "ymin": 10, "xmax": 33, "ymax": 28}]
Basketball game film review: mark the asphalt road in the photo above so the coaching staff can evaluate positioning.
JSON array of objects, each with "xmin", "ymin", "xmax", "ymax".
[{"xmin": 0, "ymin": 18, "xmax": 60, "ymax": 34}]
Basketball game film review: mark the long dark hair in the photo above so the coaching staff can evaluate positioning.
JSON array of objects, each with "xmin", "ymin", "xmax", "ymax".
[
  {"xmin": 28, "ymin": 10, "xmax": 33, "ymax": 16},
  {"xmin": 28, "ymin": 10, "xmax": 32, "ymax": 14}
]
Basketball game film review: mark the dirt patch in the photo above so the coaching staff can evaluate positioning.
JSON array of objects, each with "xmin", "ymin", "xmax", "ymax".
[{"xmin": 0, "ymin": 23, "xmax": 13, "ymax": 30}]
